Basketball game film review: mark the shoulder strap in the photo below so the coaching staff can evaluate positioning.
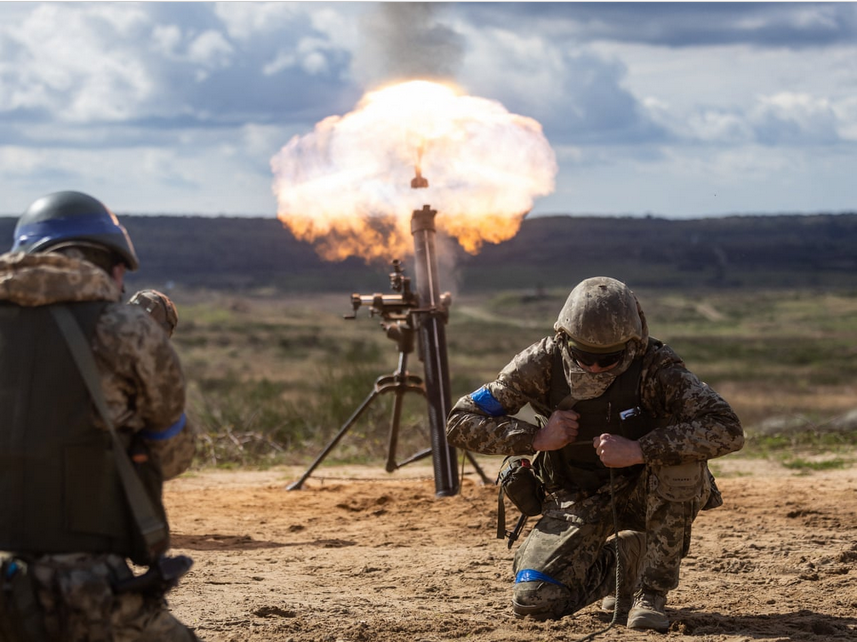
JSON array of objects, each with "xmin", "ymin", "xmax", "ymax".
[
  {"xmin": 49, "ymin": 305, "xmax": 169, "ymax": 562},
  {"xmin": 548, "ymin": 346, "xmax": 570, "ymax": 410}
]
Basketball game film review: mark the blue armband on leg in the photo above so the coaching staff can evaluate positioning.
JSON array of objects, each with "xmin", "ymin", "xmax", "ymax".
[{"xmin": 515, "ymin": 569, "xmax": 566, "ymax": 588}]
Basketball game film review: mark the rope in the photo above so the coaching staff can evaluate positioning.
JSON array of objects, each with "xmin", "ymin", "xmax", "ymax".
[{"xmin": 572, "ymin": 468, "xmax": 622, "ymax": 642}]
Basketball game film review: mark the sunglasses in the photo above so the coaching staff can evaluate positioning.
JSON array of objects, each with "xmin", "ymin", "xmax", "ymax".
[{"xmin": 569, "ymin": 345, "xmax": 626, "ymax": 369}]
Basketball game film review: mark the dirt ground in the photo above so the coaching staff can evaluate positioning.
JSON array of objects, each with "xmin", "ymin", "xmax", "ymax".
[{"xmin": 164, "ymin": 456, "xmax": 857, "ymax": 642}]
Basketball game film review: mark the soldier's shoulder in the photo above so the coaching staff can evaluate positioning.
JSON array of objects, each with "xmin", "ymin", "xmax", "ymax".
[
  {"xmin": 643, "ymin": 337, "xmax": 685, "ymax": 372},
  {"xmin": 509, "ymin": 335, "xmax": 557, "ymax": 367},
  {"xmin": 98, "ymin": 300, "xmax": 155, "ymax": 330},
  {"xmin": 96, "ymin": 301, "xmax": 172, "ymax": 352}
]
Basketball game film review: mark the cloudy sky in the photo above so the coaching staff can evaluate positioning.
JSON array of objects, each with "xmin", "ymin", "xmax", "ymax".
[{"xmin": 1, "ymin": 2, "xmax": 856, "ymax": 219}]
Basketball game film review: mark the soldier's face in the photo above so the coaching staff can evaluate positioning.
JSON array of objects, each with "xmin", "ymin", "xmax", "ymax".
[
  {"xmin": 577, "ymin": 360, "xmax": 620, "ymax": 374},
  {"xmin": 570, "ymin": 345, "xmax": 626, "ymax": 372},
  {"xmin": 111, "ymin": 263, "xmax": 127, "ymax": 289}
]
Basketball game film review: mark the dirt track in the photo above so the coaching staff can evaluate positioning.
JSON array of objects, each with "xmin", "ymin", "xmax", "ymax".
[{"xmin": 164, "ymin": 459, "xmax": 857, "ymax": 642}]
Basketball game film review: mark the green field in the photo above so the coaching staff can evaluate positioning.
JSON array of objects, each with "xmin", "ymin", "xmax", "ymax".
[{"xmin": 169, "ymin": 286, "xmax": 857, "ymax": 471}]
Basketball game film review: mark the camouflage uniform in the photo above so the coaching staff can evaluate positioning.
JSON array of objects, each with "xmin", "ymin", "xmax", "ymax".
[
  {"xmin": 447, "ymin": 321, "xmax": 744, "ymax": 619},
  {"xmin": 0, "ymin": 251, "xmax": 197, "ymax": 641}
]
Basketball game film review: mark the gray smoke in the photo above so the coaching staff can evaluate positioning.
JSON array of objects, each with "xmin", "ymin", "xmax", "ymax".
[{"xmin": 353, "ymin": 3, "xmax": 465, "ymax": 85}]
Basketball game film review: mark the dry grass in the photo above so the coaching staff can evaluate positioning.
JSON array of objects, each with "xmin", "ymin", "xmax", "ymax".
[{"xmin": 165, "ymin": 286, "xmax": 857, "ymax": 467}]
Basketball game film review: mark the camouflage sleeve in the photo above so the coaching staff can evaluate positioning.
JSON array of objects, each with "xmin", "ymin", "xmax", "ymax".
[
  {"xmin": 93, "ymin": 303, "xmax": 193, "ymax": 478},
  {"xmin": 637, "ymin": 343, "xmax": 744, "ymax": 467},
  {"xmin": 446, "ymin": 337, "xmax": 557, "ymax": 455},
  {"xmin": 147, "ymin": 419, "xmax": 196, "ymax": 481}
]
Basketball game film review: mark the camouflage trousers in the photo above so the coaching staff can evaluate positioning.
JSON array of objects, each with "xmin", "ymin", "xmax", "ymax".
[
  {"xmin": 512, "ymin": 461, "xmax": 712, "ymax": 618},
  {"xmin": 0, "ymin": 552, "xmax": 198, "ymax": 642}
]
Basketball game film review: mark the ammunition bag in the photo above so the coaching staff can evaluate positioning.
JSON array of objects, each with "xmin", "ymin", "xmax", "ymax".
[
  {"xmin": 498, "ymin": 456, "xmax": 545, "ymax": 516},
  {"xmin": 0, "ymin": 556, "xmax": 48, "ymax": 642},
  {"xmin": 496, "ymin": 455, "xmax": 545, "ymax": 542}
]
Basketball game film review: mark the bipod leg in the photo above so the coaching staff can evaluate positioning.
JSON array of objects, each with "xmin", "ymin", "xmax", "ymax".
[
  {"xmin": 396, "ymin": 447, "xmax": 433, "ymax": 467},
  {"xmin": 464, "ymin": 451, "xmax": 492, "ymax": 484},
  {"xmin": 385, "ymin": 386, "xmax": 406, "ymax": 473},
  {"xmin": 287, "ymin": 388, "xmax": 381, "ymax": 490},
  {"xmin": 397, "ymin": 449, "xmax": 490, "ymax": 484}
]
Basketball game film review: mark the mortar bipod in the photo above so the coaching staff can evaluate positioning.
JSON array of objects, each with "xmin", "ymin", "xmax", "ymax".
[{"xmin": 287, "ymin": 344, "xmax": 490, "ymax": 490}]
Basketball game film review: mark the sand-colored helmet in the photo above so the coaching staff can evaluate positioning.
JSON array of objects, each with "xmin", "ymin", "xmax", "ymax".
[
  {"xmin": 129, "ymin": 289, "xmax": 178, "ymax": 337},
  {"xmin": 12, "ymin": 191, "xmax": 139, "ymax": 270},
  {"xmin": 554, "ymin": 277, "xmax": 642, "ymax": 353}
]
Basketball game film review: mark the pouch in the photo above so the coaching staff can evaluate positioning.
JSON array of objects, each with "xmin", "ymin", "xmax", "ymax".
[{"xmin": 497, "ymin": 456, "xmax": 544, "ymax": 517}]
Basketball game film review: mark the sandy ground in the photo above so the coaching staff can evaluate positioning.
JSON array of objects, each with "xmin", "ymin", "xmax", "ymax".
[{"xmin": 164, "ymin": 457, "xmax": 857, "ymax": 642}]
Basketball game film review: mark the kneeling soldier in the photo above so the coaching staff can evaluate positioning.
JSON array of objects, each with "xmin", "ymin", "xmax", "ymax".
[
  {"xmin": 447, "ymin": 276, "xmax": 744, "ymax": 631},
  {"xmin": 0, "ymin": 191, "xmax": 197, "ymax": 641}
]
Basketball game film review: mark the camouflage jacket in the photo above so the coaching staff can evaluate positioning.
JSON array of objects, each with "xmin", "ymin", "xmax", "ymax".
[
  {"xmin": 446, "ymin": 334, "xmax": 744, "ymax": 467},
  {"xmin": 0, "ymin": 251, "xmax": 194, "ymax": 479}
]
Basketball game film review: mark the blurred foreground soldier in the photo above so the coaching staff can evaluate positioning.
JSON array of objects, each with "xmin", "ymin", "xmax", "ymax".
[
  {"xmin": 129, "ymin": 289, "xmax": 179, "ymax": 337},
  {"xmin": 447, "ymin": 276, "xmax": 744, "ymax": 632},
  {"xmin": 0, "ymin": 191, "xmax": 198, "ymax": 641}
]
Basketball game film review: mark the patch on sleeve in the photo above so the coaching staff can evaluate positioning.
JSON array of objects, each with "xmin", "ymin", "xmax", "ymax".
[{"xmin": 470, "ymin": 386, "xmax": 506, "ymax": 417}]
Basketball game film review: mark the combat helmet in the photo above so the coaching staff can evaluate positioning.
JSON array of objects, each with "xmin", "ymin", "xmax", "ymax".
[
  {"xmin": 554, "ymin": 277, "xmax": 642, "ymax": 352},
  {"xmin": 128, "ymin": 289, "xmax": 178, "ymax": 337},
  {"xmin": 12, "ymin": 191, "xmax": 139, "ymax": 270}
]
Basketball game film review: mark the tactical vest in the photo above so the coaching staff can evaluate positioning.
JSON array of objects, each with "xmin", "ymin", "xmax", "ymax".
[
  {"xmin": 536, "ymin": 339, "xmax": 660, "ymax": 494},
  {"xmin": 0, "ymin": 301, "xmax": 166, "ymax": 563}
]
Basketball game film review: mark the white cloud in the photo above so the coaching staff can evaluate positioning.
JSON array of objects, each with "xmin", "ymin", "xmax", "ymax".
[
  {"xmin": 674, "ymin": 109, "xmax": 751, "ymax": 144},
  {"xmin": 750, "ymin": 92, "xmax": 839, "ymax": 144},
  {"xmin": 456, "ymin": 23, "xmax": 567, "ymax": 117},
  {"xmin": 151, "ymin": 24, "xmax": 183, "ymax": 58},
  {"xmin": 1, "ymin": 2, "xmax": 856, "ymax": 220},
  {"xmin": 7, "ymin": 4, "xmax": 155, "ymax": 121},
  {"xmin": 263, "ymin": 51, "xmax": 297, "ymax": 76},
  {"xmin": 187, "ymin": 30, "xmax": 234, "ymax": 68},
  {"xmin": 832, "ymin": 96, "xmax": 857, "ymax": 140},
  {"xmin": 214, "ymin": 2, "xmax": 303, "ymax": 41}
]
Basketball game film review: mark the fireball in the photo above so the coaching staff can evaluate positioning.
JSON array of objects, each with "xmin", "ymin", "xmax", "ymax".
[{"xmin": 271, "ymin": 80, "xmax": 557, "ymax": 262}]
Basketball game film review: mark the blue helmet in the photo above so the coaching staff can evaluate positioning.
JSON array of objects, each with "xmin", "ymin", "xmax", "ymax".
[{"xmin": 12, "ymin": 191, "xmax": 139, "ymax": 271}]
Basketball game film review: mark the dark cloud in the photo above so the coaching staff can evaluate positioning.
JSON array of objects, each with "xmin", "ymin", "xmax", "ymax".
[{"xmin": 458, "ymin": 2, "xmax": 857, "ymax": 49}]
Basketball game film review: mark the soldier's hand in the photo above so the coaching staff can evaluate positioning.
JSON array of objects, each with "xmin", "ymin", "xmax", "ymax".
[
  {"xmin": 533, "ymin": 409, "xmax": 580, "ymax": 451},
  {"xmin": 594, "ymin": 433, "xmax": 645, "ymax": 468}
]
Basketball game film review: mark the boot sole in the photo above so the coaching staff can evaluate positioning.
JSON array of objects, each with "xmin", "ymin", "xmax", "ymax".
[{"xmin": 627, "ymin": 610, "xmax": 669, "ymax": 632}]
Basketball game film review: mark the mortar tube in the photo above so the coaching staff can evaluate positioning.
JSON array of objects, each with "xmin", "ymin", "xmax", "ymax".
[{"xmin": 410, "ymin": 205, "xmax": 459, "ymax": 497}]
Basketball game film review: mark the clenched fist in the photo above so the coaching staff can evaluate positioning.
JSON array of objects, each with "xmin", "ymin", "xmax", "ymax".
[
  {"xmin": 594, "ymin": 433, "xmax": 645, "ymax": 468},
  {"xmin": 533, "ymin": 409, "xmax": 580, "ymax": 451}
]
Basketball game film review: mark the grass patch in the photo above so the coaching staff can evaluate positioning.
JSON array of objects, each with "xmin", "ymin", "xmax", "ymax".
[
  {"xmin": 170, "ymin": 287, "xmax": 857, "ymax": 468},
  {"xmin": 781, "ymin": 457, "xmax": 851, "ymax": 471}
]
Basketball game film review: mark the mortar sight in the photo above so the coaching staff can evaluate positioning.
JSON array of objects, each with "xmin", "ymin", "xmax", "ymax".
[{"xmin": 344, "ymin": 259, "xmax": 419, "ymax": 322}]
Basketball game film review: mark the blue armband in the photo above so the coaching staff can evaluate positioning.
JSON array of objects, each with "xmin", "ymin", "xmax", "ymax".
[
  {"xmin": 140, "ymin": 412, "xmax": 187, "ymax": 441},
  {"xmin": 515, "ymin": 569, "xmax": 565, "ymax": 587},
  {"xmin": 470, "ymin": 386, "xmax": 506, "ymax": 417}
]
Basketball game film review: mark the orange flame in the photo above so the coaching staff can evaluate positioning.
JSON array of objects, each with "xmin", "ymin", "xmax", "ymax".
[{"xmin": 271, "ymin": 80, "xmax": 557, "ymax": 262}]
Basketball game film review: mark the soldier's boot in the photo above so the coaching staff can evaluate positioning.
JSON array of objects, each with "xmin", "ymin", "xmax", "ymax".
[
  {"xmin": 627, "ymin": 588, "xmax": 670, "ymax": 632},
  {"xmin": 512, "ymin": 577, "xmax": 571, "ymax": 621},
  {"xmin": 600, "ymin": 530, "xmax": 646, "ymax": 620}
]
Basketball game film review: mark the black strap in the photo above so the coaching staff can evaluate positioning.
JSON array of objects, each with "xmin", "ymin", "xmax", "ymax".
[
  {"xmin": 496, "ymin": 485, "xmax": 506, "ymax": 540},
  {"xmin": 50, "ymin": 305, "xmax": 169, "ymax": 561}
]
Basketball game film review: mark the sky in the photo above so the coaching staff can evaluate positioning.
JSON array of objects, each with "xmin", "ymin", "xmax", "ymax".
[{"xmin": 1, "ymin": 1, "xmax": 856, "ymax": 220}]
